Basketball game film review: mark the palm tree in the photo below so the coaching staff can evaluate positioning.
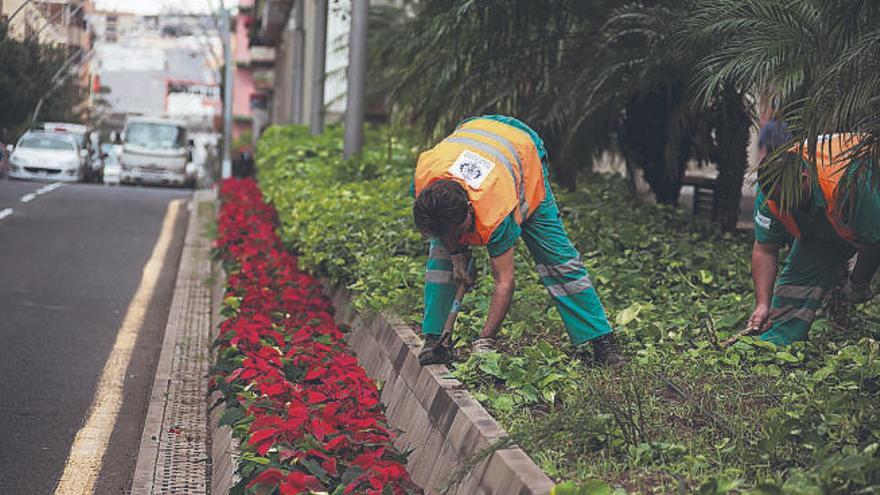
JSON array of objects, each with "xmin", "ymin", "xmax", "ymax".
[
  {"xmin": 688, "ymin": 0, "xmax": 880, "ymax": 211},
  {"xmin": 561, "ymin": 1, "xmax": 753, "ymax": 229},
  {"xmin": 368, "ymin": 0, "xmax": 756, "ymax": 230},
  {"xmin": 368, "ymin": 0, "xmax": 616, "ymax": 189}
]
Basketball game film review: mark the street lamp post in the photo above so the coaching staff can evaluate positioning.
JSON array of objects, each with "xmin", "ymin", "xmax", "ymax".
[
  {"xmin": 343, "ymin": 0, "xmax": 368, "ymax": 160},
  {"xmin": 291, "ymin": 0, "xmax": 305, "ymax": 124},
  {"xmin": 309, "ymin": 0, "xmax": 328, "ymax": 135},
  {"xmin": 221, "ymin": 6, "xmax": 233, "ymax": 179}
]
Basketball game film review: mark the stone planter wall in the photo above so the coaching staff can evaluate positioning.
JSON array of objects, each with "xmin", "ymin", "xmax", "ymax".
[
  {"xmin": 209, "ymin": 261, "xmax": 239, "ymax": 494},
  {"xmin": 325, "ymin": 282, "xmax": 554, "ymax": 495}
]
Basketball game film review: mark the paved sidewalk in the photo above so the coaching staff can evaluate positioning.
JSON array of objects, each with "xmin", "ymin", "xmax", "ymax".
[{"xmin": 131, "ymin": 190, "xmax": 215, "ymax": 494}]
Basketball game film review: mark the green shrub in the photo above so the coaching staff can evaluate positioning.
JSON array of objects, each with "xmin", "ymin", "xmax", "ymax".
[{"xmin": 256, "ymin": 124, "xmax": 880, "ymax": 494}]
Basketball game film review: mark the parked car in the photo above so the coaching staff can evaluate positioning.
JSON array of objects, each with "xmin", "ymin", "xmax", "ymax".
[
  {"xmin": 39, "ymin": 123, "xmax": 99, "ymax": 181},
  {"xmin": 101, "ymin": 143, "xmax": 122, "ymax": 185},
  {"xmin": 120, "ymin": 117, "xmax": 193, "ymax": 187},
  {"xmin": 8, "ymin": 131, "xmax": 85, "ymax": 182}
]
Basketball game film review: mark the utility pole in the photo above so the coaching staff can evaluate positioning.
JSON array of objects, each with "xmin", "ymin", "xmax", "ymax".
[
  {"xmin": 221, "ymin": 6, "xmax": 233, "ymax": 179},
  {"xmin": 309, "ymin": 0, "xmax": 328, "ymax": 135},
  {"xmin": 343, "ymin": 0, "xmax": 368, "ymax": 159},
  {"xmin": 291, "ymin": 0, "xmax": 305, "ymax": 124}
]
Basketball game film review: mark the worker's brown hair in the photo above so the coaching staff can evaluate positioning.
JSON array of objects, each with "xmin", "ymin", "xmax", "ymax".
[{"xmin": 413, "ymin": 179, "xmax": 468, "ymax": 237}]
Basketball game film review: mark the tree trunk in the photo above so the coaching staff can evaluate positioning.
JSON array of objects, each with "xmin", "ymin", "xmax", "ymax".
[
  {"xmin": 619, "ymin": 87, "xmax": 687, "ymax": 206},
  {"xmin": 544, "ymin": 133, "xmax": 578, "ymax": 190},
  {"xmin": 712, "ymin": 85, "xmax": 751, "ymax": 232}
]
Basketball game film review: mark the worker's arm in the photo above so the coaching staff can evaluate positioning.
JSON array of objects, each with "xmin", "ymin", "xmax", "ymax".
[
  {"xmin": 749, "ymin": 240, "xmax": 780, "ymax": 331},
  {"xmin": 480, "ymin": 246, "xmax": 515, "ymax": 339},
  {"xmin": 450, "ymin": 250, "xmax": 474, "ymax": 286}
]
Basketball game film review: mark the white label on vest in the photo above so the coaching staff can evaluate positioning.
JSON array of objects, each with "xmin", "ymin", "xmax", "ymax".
[
  {"xmin": 449, "ymin": 150, "xmax": 494, "ymax": 189},
  {"xmin": 755, "ymin": 210, "xmax": 772, "ymax": 230}
]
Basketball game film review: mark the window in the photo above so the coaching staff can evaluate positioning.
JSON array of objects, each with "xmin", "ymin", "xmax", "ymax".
[
  {"xmin": 125, "ymin": 123, "xmax": 186, "ymax": 150},
  {"xmin": 19, "ymin": 136, "xmax": 76, "ymax": 151}
]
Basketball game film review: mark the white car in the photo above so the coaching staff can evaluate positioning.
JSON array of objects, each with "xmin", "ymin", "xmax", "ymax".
[{"xmin": 8, "ymin": 131, "xmax": 85, "ymax": 182}]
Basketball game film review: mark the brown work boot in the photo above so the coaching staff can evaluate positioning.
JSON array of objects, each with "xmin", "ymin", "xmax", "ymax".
[
  {"xmin": 590, "ymin": 334, "xmax": 627, "ymax": 367},
  {"xmin": 418, "ymin": 334, "xmax": 451, "ymax": 366}
]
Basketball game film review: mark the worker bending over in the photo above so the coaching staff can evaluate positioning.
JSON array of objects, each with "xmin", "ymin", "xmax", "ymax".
[
  {"xmin": 750, "ymin": 133, "xmax": 880, "ymax": 345},
  {"xmin": 412, "ymin": 115, "xmax": 625, "ymax": 366}
]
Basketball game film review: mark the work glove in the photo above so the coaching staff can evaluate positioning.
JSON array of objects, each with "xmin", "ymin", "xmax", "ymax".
[
  {"xmin": 450, "ymin": 250, "xmax": 474, "ymax": 287},
  {"xmin": 843, "ymin": 276, "xmax": 872, "ymax": 304},
  {"xmin": 471, "ymin": 337, "xmax": 497, "ymax": 354}
]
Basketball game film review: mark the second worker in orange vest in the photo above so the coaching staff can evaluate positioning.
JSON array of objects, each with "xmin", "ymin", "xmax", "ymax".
[{"xmin": 750, "ymin": 133, "xmax": 880, "ymax": 345}]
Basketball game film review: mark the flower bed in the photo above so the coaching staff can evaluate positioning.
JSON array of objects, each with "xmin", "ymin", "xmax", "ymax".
[
  {"xmin": 211, "ymin": 178, "xmax": 418, "ymax": 495},
  {"xmin": 252, "ymin": 124, "xmax": 880, "ymax": 494}
]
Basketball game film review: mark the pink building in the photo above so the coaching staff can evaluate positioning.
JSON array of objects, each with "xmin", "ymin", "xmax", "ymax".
[{"xmin": 232, "ymin": 0, "xmax": 273, "ymax": 146}]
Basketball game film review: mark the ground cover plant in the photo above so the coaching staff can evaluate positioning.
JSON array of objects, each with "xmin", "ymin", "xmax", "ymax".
[
  {"xmin": 256, "ymin": 124, "xmax": 880, "ymax": 494},
  {"xmin": 211, "ymin": 178, "xmax": 418, "ymax": 495}
]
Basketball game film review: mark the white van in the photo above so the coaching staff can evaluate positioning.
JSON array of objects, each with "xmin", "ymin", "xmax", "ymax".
[{"xmin": 120, "ymin": 117, "xmax": 194, "ymax": 187}]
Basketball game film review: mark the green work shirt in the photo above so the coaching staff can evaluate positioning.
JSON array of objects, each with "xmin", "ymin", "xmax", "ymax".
[{"xmin": 754, "ymin": 163, "xmax": 880, "ymax": 245}]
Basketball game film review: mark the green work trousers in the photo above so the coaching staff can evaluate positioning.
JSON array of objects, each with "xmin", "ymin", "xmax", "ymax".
[
  {"xmin": 422, "ymin": 181, "xmax": 614, "ymax": 346},
  {"xmin": 760, "ymin": 238, "xmax": 855, "ymax": 346}
]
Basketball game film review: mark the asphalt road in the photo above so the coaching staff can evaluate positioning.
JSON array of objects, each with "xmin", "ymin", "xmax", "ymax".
[{"xmin": 0, "ymin": 179, "xmax": 191, "ymax": 494}]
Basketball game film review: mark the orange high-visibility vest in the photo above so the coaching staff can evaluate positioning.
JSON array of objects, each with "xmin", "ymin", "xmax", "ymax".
[
  {"xmin": 414, "ymin": 118, "xmax": 546, "ymax": 246},
  {"xmin": 765, "ymin": 133, "xmax": 866, "ymax": 244}
]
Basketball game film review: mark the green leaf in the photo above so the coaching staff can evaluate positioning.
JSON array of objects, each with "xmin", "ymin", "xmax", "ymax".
[
  {"xmin": 747, "ymin": 484, "xmax": 784, "ymax": 495},
  {"xmin": 491, "ymin": 394, "xmax": 515, "ymax": 412},
  {"xmin": 699, "ymin": 269, "xmax": 714, "ymax": 285},
  {"xmin": 301, "ymin": 458, "xmax": 332, "ymax": 484},
  {"xmin": 615, "ymin": 303, "xmax": 643, "ymax": 327},
  {"xmin": 477, "ymin": 353, "xmax": 503, "ymax": 377},
  {"xmin": 775, "ymin": 351, "xmax": 800, "ymax": 364},
  {"xmin": 219, "ymin": 406, "xmax": 245, "ymax": 427}
]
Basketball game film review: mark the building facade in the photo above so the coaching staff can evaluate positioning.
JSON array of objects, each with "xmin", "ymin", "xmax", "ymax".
[{"xmin": 249, "ymin": 0, "xmax": 353, "ymax": 134}]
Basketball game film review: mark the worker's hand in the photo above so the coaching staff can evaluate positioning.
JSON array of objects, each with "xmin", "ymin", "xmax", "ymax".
[
  {"xmin": 450, "ymin": 251, "xmax": 474, "ymax": 287},
  {"xmin": 747, "ymin": 304, "xmax": 772, "ymax": 332}
]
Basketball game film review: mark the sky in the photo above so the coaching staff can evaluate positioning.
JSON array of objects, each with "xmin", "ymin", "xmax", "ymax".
[{"xmin": 94, "ymin": 0, "xmax": 237, "ymax": 15}]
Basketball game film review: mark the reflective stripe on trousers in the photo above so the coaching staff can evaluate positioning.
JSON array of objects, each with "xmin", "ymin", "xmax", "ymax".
[
  {"xmin": 760, "ymin": 237, "xmax": 855, "ymax": 346},
  {"xmin": 421, "ymin": 177, "xmax": 614, "ymax": 345}
]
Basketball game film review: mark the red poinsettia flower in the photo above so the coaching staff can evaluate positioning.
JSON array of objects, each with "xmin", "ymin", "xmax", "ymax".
[{"xmin": 214, "ymin": 178, "xmax": 414, "ymax": 495}]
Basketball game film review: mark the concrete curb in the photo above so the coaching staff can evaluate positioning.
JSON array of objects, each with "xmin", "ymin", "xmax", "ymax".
[
  {"xmin": 325, "ymin": 282, "xmax": 555, "ymax": 495},
  {"xmin": 208, "ymin": 258, "xmax": 238, "ymax": 495},
  {"xmin": 131, "ymin": 190, "xmax": 216, "ymax": 494}
]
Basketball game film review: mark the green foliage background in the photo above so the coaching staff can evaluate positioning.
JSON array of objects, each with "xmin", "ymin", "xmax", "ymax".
[
  {"xmin": 0, "ymin": 26, "xmax": 87, "ymax": 142},
  {"xmin": 257, "ymin": 124, "xmax": 880, "ymax": 494}
]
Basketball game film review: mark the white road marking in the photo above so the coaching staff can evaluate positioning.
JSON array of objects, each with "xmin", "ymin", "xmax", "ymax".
[
  {"xmin": 19, "ymin": 182, "xmax": 62, "ymax": 205},
  {"xmin": 0, "ymin": 208, "xmax": 12, "ymax": 220},
  {"xmin": 35, "ymin": 182, "xmax": 62, "ymax": 195},
  {"xmin": 53, "ymin": 199, "xmax": 183, "ymax": 495}
]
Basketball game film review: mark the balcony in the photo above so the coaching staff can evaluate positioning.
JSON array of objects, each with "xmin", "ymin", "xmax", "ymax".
[
  {"xmin": 255, "ymin": 0, "xmax": 294, "ymax": 46},
  {"xmin": 249, "ymin": 46, "xmax": 275, "ymax": 64}
]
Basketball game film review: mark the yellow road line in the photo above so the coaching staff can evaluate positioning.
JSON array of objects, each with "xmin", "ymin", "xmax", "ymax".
[{"xmin": 54, "ymin": 199, "xmax": 183, "ymax": 495}]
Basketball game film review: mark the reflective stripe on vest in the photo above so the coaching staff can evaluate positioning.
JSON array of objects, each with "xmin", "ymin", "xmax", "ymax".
[
  {"xmin": 446, "ymin": 134, "xmax": 529, "ymax": 222},
  {"xmin": 456, "ymin": 128, "xmax": 530, "ymax": 221},
  {"xmin": 414, "ymin": 117, "xmax": 546, "ymax": 246}
]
